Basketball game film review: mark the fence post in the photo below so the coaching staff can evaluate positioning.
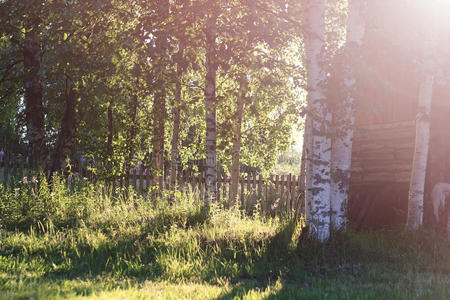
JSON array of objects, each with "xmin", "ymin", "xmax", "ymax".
[
  {"xmin": 240, "ymin": 175, "xmax": 245, "ymax": 210},
  {"xmin": 139, "ymin": 168, "xmax": 144, "ymax": 196},
  {"xmin": 287, "ymin": 173, "xmax": 292, "ymax": 212},
  {"xmin": 200, "ymin": 173, "xmax": 205, "ymax": 202},
  {"xmin": 217, "ymin": 173, "xmax": 222, "ymax": 202},
  {"xmin": 246, "ymin": 173, "xmax": 251, "ymax": 213},
  {"xmin": 3, "ymin": 153, "xmax": 9, "ymax": 188},
  {"xmin": 291, "ymin": 174, "xmax": 296, "ymax": 213},
  {"xmin": 264, "ymin": 175, "xmax": 268, "ymax": 215},
  {"xmin": 275, "ymin": 174, "xmax": 280, "ymax": 215},
  {"xmin": 268, "ymin": 174, "xmax": 273, "ymax": 215},
  {"xmin": 146, "ymin": 169, "xmax": 151, "ymax": 197},
  {"xmin": 132, "ymin": 168, "xmax": 137, "ymax": 192},
  {"xmin": 257, "ymin": 174, "xmax": 262, "ymax": 213},
  {"xmin": 251, "ymin": 173, "xmax": 256, "ymax": 212},
  {"xmin": 281, "ymin": 175, "xmax": 286, "ymax": 212},
  {"xmin": 222, "ymin": 174, "xmax": 227, "ymax": 206}
]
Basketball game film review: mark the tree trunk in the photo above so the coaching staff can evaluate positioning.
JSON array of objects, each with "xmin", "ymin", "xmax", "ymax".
[
  {"xmin": 107, "ymin": 99, "xmax": 114, "ymax": 159},
  {"xmin": 229, "ymin": 75, "xmax": 248, "ymax": 207},
  {"xmin": 299, "ymin": 127, "xmax": 307, "ymax": 193},
  {"xmin": 127, "ymin": 93, "xmax": 138, "ymax": 165},
  {"xmin": 50, "ymin": 79, "xmax": 78, "ymax": 174},
  {"xmin": 152, "ymin": 90, "xmax": 166, "ymax": 200},
  {"xmin": 170, "ymin": 42, "xmax": 185, "ymax": 192},
  {"xmin": 151, "ymin": 0, "xmax": 169, "ymax": 202},
  {"xmin": 406, "ymin": 3, "xmax": 436, "ymax": 230},
  {"xmin": 204, "ymin": 15, "xmax": 218, "ymax": 206},
  {"xmin": 23, "ymin": 22, "xmax": 47, "ymax": 171},
  {"xmin": 407, "ymin": 75, "xmax": 433, "ymax": 229},
  {"xmin": 303, "ymin": 0, "xmax": 331, "ymax": 241},
  {"xmin": 303, "ymin": 116, "xmax": 312, "ymax": 223},
  {"xmin": 330, "ymin": 0, "xmax": 366, "ymax": 231}
]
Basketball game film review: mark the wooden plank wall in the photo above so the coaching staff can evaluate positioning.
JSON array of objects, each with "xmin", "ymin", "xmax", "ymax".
[{"xmin": 351, "ymin": 121, "xmax": 415, "ymax": 185}]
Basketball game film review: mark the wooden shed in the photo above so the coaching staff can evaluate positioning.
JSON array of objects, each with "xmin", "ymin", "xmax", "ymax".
[{"xmin": 347, "ymin": 1, "xmax": 450, "ymax": 228}]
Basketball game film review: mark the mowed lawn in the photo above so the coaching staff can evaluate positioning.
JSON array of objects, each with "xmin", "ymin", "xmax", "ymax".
[{"xmin": 0, "ymin": 183, "xmax": 449, "ymax": 299}]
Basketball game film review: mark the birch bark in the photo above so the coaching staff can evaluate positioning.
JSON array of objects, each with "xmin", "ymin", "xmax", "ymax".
[
  {"xmin": 330, "ymin": 0, "xmax": 366, "ymax": 231},
  {"xmin": 407, "ymin": 74, "xmax": 433, "ymax": 229},
  {"xmin": 229, "ymin": 76, "xmax": 248, "ymax": 207},
  {"xmin": 151, "ymin": 0, "xmax": 170, "ymax": 202},
  {"xmin": 303, "ymin": 0, "xmax": 331, "ymax": 241},
  {"xmin": 170, "ymin": 42, "xmax": 185, "ymax": 193},
  {"xmin": 126, "ymin": 93, "xmax": 138, "ymax": 166},
  {"xmin": 152, "ymin": 91, "xmax": 166, "ymax": 200},
  {"xmin": 107, "ymin": 99, "xmax": 114, "ymax": 159},
  {"xmin": 406, "ymin": 3, "xmax": 436, "ymax": 229},
  {"xmin": 204, "ymin": 15, "xmax": 218, "ymax": 206}
]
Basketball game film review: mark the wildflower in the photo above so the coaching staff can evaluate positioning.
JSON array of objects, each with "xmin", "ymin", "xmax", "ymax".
[
  {"xmin": 143, "ymin": 168, "xmax": 148, "ymax": 176},
  {"xmin": 22, "ymin": 177, "xmax": 28, "ymax": 185},
  {"xmin": 31, "ymin": 176, "xmax": 38, "ymax": 184},
  {"xmin": 0, "ymin": 150, "xmax": 4, "ymax": 158},
  {"xmin": 26, "ymin": 156, "xmax": 29, "ymax": 164},
  {"xmin": 137, "ymin": 218, "xmax": 143, "ymax": 225},
  {"xmin": 136, "ymin": 161, "xmax": 143, "ymax": 170}
]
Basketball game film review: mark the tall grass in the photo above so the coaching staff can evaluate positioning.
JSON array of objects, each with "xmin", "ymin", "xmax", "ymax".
[{"xmin": 0, "ymin": 177, "xmax": 449, "ymax": 299}]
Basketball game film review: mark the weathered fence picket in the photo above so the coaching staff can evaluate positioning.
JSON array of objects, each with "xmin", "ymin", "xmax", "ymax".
[{"xmin": 0, "ymin": 156, "xmax": 305, "ymax": 215}]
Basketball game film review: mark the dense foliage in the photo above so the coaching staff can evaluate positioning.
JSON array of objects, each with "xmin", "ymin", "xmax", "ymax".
[{"xmin": 0, "ymin": 0, "xmax": 336, "ymax": 177}]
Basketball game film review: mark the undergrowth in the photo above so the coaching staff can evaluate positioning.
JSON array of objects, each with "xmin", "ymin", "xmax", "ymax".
[{"xmin": 0, "ymin": 178, "xmax": 448, "ymax": 299}]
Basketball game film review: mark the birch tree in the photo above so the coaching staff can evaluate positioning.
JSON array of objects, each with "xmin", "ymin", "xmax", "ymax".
[
  {"xmin": 204, "ymin": 14, "xmax": 218, "ymax": 206},
  {"xmin": 169, "ymin": 42, "xmax": 185, "ymax": 193},
  {"xmin": 229, "ymin": 75, "xmax": 248, "ymax": 207},
  {"xmin": 330, "ymin": 0, "xmax": 366, "ymax": 231},
  {"xmin": 303, "ymin": 0, "xmax": 332, "ymax": 241},
  {"xmin": 151, "ymin": 0, "xmax": 170, "ymax": 201},
  {"xmin": 406, "ymin": 3, "xmax": 436, "ymax": 230}
]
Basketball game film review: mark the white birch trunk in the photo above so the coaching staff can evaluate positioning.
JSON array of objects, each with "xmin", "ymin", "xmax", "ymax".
[
  {"xmin": 303, "ymin": 116, "xmax": 312, "ymax": 224},
  {"xmin": 407, "ymin": 74, "xmax": 433, "ymax": 229},
  {"xmin": 303, "ymin": 0, "xmax": 331, "ymax": 241},
  {"xmin": 204, "ymin": 15, "xmax": 218, "ymax": 206},
  {"xmin": 406, "ymin": 3, "xmax": 436, "ymax": 229},
  {"xmin": 430, "ymin": 182, "xmax": 450, "ymax": 243},
  {"xmin": 170, "ymin": 42, "xmax": 184, "ymax": 193},
  {"xmin": 330, "ymin": 0, "xmax": 366, "ymax": 231},
  {"xmin": 229, "ymin": 76, "xmax": 248, "ymax": 207}
]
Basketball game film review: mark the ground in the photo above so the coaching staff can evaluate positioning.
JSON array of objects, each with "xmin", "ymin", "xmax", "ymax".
[{"xmin": 0, "ymin": 181, "xmax": 449, "ymax": 299}]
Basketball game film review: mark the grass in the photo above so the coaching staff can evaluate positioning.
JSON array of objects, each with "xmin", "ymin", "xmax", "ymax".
[{"xmin": 0, "ymin": 178, "xmax": 449, "ymax": 299}]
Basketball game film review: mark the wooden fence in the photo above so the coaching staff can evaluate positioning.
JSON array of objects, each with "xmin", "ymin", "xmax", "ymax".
[{"xmin": 0, "ymin": 160, "xmax": 305, "ymax": 215}]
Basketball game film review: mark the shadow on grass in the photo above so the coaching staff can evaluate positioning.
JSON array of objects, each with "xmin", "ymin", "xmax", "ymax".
[
  {"xmin": 214, "ymin": 225, "xmax": 450, "ymax": 300},
  {"xmin": 1, "ymin": 214, "xmax": 449, "ymax": 299}
]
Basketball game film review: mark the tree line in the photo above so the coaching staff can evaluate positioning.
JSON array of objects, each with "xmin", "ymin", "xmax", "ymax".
[
  {"xmin": 1, "ymin": 0, "xmax": 441, "ymax": 241},
  {"xmin": 0, "ymin": 0, "xmax": 309, "ymax": 193}
]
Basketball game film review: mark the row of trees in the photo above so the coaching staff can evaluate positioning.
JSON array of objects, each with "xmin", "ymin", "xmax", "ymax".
[
  {"xmin": 0, "ymin": 0, "xmax": 309, "ymax": 195},
  {"xmin": 1, "ymin": 0, "xmax": 438, "ymax": 240}
]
